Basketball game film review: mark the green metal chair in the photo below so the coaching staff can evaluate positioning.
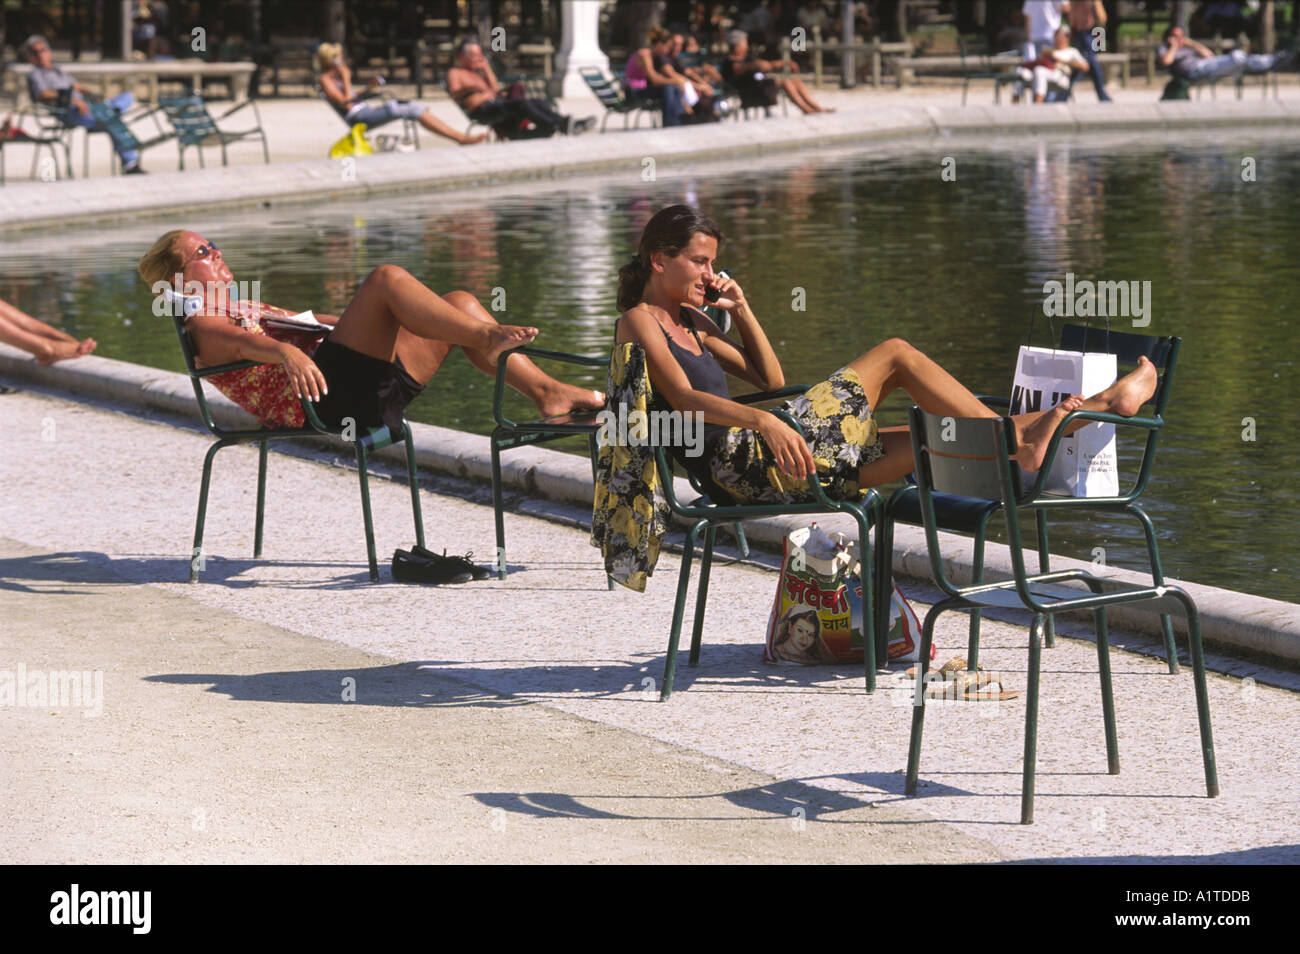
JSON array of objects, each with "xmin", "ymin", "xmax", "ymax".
[
  {"xmin": 86, "ymin": 101, "xmax": 173, "ymax": 174},
  {"xmin": 649, "ymin": 393, "xmax": 886, "ymax": 701},
  {"xmin": 170, "ymin": 308, "xmax": 425, "ymax": 583},
  {"xmin": 490, "ymin": 345, "xmax": 608, "ymax": 581},
  {"xmin": 157, "ymin": 95, "xmax": 270, "ymax": 170},
  {"xmin": 579, "ymin": 67, "xmax": 661, "ymax": 132},
  {"xmin": 877, "ymin": 326, "xmax": 1182, "ymax": 674},
  {"xmin": 901, "ymin": 406, "xmax": 1217, "ymax": 824},
  {"xmin": 956, "ymin": 34, "xmax": 1021, "ymax": 105}
]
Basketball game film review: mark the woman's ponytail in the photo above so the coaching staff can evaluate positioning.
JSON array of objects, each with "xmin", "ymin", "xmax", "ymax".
[{"xmin": 616, "ymin": 255, "xmax": 649, "ymax": 313}]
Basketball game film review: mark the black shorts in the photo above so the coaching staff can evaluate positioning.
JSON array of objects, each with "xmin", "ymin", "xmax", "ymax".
[{"xmin": 311, "ymin": 338, "xmax": 424, "ymax": 437}]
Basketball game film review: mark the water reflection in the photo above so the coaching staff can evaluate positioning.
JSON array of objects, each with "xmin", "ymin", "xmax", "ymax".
[{"xmin": 0, "ymin": 132, "xmax": 1295, "ymax": 602}]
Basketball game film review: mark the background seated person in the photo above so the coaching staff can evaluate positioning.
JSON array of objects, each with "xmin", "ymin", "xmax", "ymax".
[
  {"xmin": 447, "ymin": 38, "xmax": 593, "ymax": 139},
  {"xmin": 1158, "ymin": 24, "xmax": 1294, "ymax": 85},
  {"xmin": 316, "ymin": 43, "xmax": 485, "ymax": 146},
  {"xmin": 22, "ymin": 34, "xmax": 143, "ymax": 173},
  {"xmin": 137, "ymin": 230, "xmax": 603, "ymax": 437},
  {"xmin": 626, "ymin": 27, "xmax": 694, "ymax": 126},
  {"xmin": 722, "ymin": 31, "xmax": 831, "ymax": 115},
  {"xmin": 1012, "ymin": 26, "xmax": 1089, "ymax": 103},
  {"xmin": 667, "ymin": 31, "xmax": 722, "ymax": 122}
]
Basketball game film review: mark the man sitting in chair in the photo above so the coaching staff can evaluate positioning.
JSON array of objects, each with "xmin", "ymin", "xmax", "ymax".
[
  {"xmin": 1158, "ymin": 24, "xmax": 1295, "ymax": 86},
  {"xmin": 446, "ymin": 38, "xmax": 594, "ymax": 139},
  {"xmin": 22, "ymin": 34, "xmax": 144, "ymax": 173},
  {"xmin": 1012, "ymin": 26, "xmax": 1089, "ymax": 103}
]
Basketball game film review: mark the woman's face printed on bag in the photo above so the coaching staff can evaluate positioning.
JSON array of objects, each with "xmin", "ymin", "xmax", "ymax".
[{"xmin": 788, "ymin": 616, "xmax": 817, "ymax": 652}]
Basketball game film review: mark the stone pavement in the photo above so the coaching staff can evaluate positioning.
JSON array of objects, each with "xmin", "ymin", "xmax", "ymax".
[{"xmin": 2, "ymin": 382, "xmax": 1297, "ymax": 863}]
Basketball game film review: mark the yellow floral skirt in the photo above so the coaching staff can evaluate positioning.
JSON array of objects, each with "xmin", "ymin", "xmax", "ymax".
[{"xmin": 708, "ymin": 367, "xmax": 885, "ymax": 504}]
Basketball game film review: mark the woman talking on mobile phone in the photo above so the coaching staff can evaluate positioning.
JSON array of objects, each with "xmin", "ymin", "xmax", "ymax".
[{"xmin": 613, "ymin": 204, "xmax": 1159, "ymax": 506}]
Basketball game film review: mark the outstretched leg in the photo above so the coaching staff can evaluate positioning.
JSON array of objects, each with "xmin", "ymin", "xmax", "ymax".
[
  {"xmin": 418, "ymin": 109, "xmax": 488, "ymax": 145},
  {"xmin": 0, "ymin": 297, "xmax": 97, "ymax": 364},
  {"xmin": 846, "ymin": 338, "xmax": 1157, "ymax": 487},
  {"xmin": 441, "ymin": 290, "xmax": 603, "ymax": 417},
  {"xmin": 327, "ymin": 265, "xmax": 537, "ymax": 372}
]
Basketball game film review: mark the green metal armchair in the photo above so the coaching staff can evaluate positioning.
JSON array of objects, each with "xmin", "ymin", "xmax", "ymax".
[
  {"xmin": 490, "ymin": 345, "xmax": 608, "ymax": 581},
  {"xmin": 170, "ymin": 309, "xmax": 425, "ymax": 583},
  {"xmin": 877, "ymin": 326, "xmax": 1182, "ymax": 674},
  {"xmin": 650, "ymin": 393, "xmax": 886, "ymax": 701},
  {"xmin": 901, "ymin": 406, "xmax": 1217, "ymax": 824},
  {"xmin": 158, "ymin": 95, "xmax": 270, "ymax": 169}
]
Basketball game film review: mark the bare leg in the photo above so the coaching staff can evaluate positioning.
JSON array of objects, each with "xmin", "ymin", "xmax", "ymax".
[
  {"xmin": 845, "ymin": 339, "xmax": 1157, "ymax": 487},
  {"xmin": 0, "ymin": 298, "xmax": 97, "ymax": 365},
  {"xmin": 419, "ymin": 109, "xmax": 487, "ymax": 145},
  {"xmin": 327, "ymin": 265, "xmax": 536, "ymax": 369},
  {"xmin": 780, "ymin": 77, "xmax": 831, "ymax": 114},
  {"xmin": 440, "ymin": 291, "xmax": 604, "ymax": 417}
]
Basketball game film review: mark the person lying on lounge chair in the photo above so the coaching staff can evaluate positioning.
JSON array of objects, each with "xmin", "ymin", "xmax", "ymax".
[{"xmin": 316, "ymin": 43, "xmax": 487, "ymax": 146}]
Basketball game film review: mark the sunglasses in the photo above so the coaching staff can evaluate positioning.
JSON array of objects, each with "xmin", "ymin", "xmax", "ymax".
[{"xmin": 187, "ymin": 240, "xmax": 220, "ymax": 264}]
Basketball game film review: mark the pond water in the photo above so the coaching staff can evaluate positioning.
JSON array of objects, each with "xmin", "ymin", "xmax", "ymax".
[{"xmin": 1, "ymin": 130, "xmax": 1296, "ymax": 603}]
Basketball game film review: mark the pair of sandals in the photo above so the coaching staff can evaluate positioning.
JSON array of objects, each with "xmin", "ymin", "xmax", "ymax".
[
  {"xmin": 906, "ymin": 656, "xmax": 1020, "ymax": 702},
  {"xmin": 392, "ymin": 545, "xmax": 493, "ymax": 585}
]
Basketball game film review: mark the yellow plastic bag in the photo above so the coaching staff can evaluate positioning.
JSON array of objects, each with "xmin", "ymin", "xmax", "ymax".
[{"xmin": 328, "ymin": 123, "xmax": 374, "ymax": 159}]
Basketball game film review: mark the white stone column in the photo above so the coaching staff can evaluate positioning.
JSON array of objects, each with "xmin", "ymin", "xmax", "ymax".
[{"xmin": 554, "ymin": 0, "xmax": 610, "ymax": 99}]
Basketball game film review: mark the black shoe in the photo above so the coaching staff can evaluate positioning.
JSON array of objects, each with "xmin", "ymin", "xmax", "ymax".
[
  {"xmin": 411, "ymin": 544, "xmax": 494, "ymax": 581},
  {"xmin": 391, "ymin": 548, "xmax": 473, "ymax": 584},
  {"xmin": 123, "ymin": 163, "xmax": 146, "ymax": 175},
  {"xmin": 570, "ymin": 116, "xmax": 597, "ymax": 135}
]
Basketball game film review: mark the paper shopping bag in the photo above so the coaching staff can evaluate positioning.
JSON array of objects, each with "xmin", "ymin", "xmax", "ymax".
[{"xmin": 1010, "ymin": 345, "xmax": 1118, "ymax": 497}]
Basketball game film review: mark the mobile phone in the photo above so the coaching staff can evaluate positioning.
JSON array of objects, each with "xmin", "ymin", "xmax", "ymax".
[{"xmin": 703, "ymin": 270, "xmax": 730, "ymax": 303}]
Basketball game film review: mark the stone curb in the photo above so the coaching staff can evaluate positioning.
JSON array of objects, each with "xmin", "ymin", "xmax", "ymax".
[
  {"xmin": 2, "ymin": 99, "xmax": 1299, "ymax": 233},
  {"xmin": 4, "ymin": 343, "xmax": 1298, "ymax": 666}
]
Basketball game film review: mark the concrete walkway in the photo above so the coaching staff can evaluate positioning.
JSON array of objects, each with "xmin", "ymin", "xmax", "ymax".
[{"xmin": 2, "ymin": 381, "xmax": 1297, "ymax": 863}]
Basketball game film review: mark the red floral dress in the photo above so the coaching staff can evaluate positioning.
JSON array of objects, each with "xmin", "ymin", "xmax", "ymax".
[{"xmin": 194, "ymin": 301, "xmax": 327, "ymax": 429}]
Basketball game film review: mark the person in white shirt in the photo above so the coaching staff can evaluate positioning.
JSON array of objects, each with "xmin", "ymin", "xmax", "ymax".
[
  {"xmin": 1013, "ymin": 26, "xmax": 1089, "ymax": 103},
  {"xmin": 1022, "ymin": 0, "xmax": 1068, "ymax": 57}
]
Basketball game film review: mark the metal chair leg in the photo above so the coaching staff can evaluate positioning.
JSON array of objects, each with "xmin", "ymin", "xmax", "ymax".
[
  {"xmin": 905, "ymin": 603, "xmax": 942, "ymax": 795},
  {"xmin": 254, "ymin": 440, "xmax": 268, "ymax": 558},
  {"xmin": 1095, "ymin": 605, "xmax": 1120, "ymax": 774},
  {"xmin": 491, "ymin": 435, "xmax": 507, "ymax": 580},
  {"xmin": 855, "ymin": 505, "xmax": 878, "ymax": 693},
  {"xmin": 1180, "ymin": 593, "xmax": 1219, "ymax": 797},
  {"xmin": 660, "ymin": 520, "xmax": 704, "ymax": 701},
  {"xmin": 191, "ymin": 440, "xmax": 228, "ymax": 582},
  {"xmin": 1131, "ymin": 503, "xmax": 1178, "ymax": 673},
  {"xmin": 1035, "ymin": 510, "xmax": 1056, "ymax": 648},
  {"xmin": 402, "ymin": 422, "xmax": 425, "ymax": 550},
  {"xmin": 688, "ymin": 525, "xmax": 715, "ymax": 666},
  {"xmin": 969, "ymin": 512, "xmax": 992, "ymax": 665},
  {"xmin": 354, "ymin": 442, "xmax": 379, "ymax": 583},
  {"xmin": 1021, "ymin": 615, "xmax": 1045, "ymax": 825}
]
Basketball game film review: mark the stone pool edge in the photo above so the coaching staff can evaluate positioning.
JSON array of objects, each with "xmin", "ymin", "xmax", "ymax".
[
  {"xmin": 5, "ymin": 344, "xmax": 1298, "ymax": 668},
  {"xmin": 2, "ymin": 99, "xmax": 1298, "ymax": 234}
]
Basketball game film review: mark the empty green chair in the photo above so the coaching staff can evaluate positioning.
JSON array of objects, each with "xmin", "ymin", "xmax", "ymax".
[
  {"xmin": 901, "ymin": 406, "xmax": 1217, "ymax": 824},
  {"xmin": 170, "ymin": 308, "xmax": 424, "ymax": 583},
  {"xmin": 579, "ymin": 67, "xmax": 661, "ymax": 131},
  {"xmin": 158, "ymin": 95, "xmax": 270, "ymax": 169}
]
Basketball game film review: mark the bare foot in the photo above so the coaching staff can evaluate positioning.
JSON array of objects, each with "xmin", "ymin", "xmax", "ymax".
[
  {"xmin": 483, "ymin": 325, "xmax": 538, "ymax": 367},
  {"xmin": 816, "ymin": 106, "xmax": 836, "ymax": 113},
  {"xmin": 35, "ymin": 337, "xmax": 96, "ymax": 366},
  {"xmin": 462, "ymin": 132, "xmax": 489, "ymax": 145},
  {"xmin": 1108, "ymin": 355, "xmax": 1157, "ymax": 418},
  {"xmin": 1015, "ymin": 395, "xmax": 1083, "ymax": 471},
  {"xmin": 536, "ymin": 384, "xmax": 605, "ymax": 419}
]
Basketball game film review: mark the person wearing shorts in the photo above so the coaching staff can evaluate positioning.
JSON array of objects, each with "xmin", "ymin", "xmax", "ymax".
[{"xmin": 137, "ymin": 230, "xmax": 604, "ymax": 438}]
